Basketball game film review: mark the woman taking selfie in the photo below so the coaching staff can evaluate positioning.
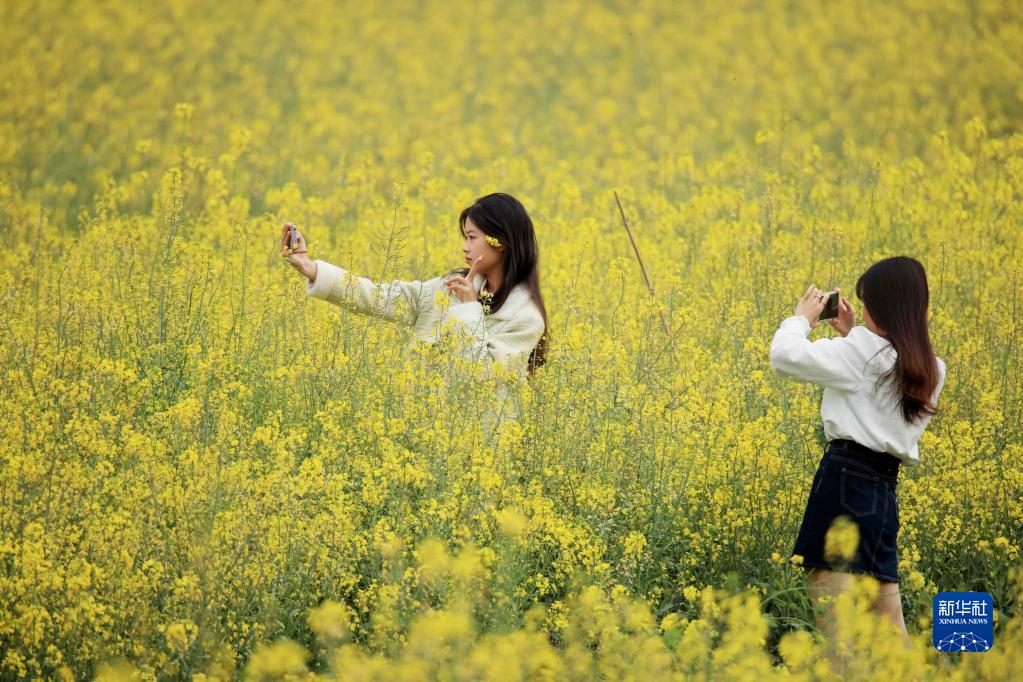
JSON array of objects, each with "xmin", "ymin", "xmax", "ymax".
[
  {"xmin": 769, "ymin": 256, "xmax": 946, "ymax": 649},
  {"xmin": 280, "ymin": 192, "xmax": 549, "ymax": 423}
]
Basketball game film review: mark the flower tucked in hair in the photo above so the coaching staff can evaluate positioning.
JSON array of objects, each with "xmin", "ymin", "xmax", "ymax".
[{"xmin": 484, "ymin": 235, "xmax": 501, "ymax": 248}]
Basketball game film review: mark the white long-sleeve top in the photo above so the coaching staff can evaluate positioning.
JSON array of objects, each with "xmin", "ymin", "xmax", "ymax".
[
  {"xmin": 305, "ymin": 258, "xmax": 546, "ymax": 420},
  {"xmin": 769, "ymin": 315, "xmax": 946, "ymax": 467}
]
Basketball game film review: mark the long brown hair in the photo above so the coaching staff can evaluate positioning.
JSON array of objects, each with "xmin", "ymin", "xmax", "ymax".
[
  {"xmin": 856, "ymin": 256, "xmax": 941, "ymax": 423},
  {"xmin": 451, "ymin": 192, "xmax": 549, "ymax": 375}
]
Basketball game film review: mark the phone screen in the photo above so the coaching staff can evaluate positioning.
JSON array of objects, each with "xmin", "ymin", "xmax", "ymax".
[{"xmin": 820, "ymin": 291, "xmax": 840, "ymax": 320}]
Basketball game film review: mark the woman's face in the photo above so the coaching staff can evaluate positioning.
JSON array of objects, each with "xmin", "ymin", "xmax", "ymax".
[{"xmin": 462, "ymin": 217, "xmax": 504, "ymax": 274}]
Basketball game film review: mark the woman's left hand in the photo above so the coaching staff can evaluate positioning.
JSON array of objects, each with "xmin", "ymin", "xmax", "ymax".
[
  {"xmin": 445, "ymin": 256, "xmax": 483, "ymax": 304},
  {"xmin": 794, "ymin": 284, "xmax": 828, "ymax": 327},
  {"xmin": 826, "ymin": 287, "xmax": 856, "ymax": 337}
]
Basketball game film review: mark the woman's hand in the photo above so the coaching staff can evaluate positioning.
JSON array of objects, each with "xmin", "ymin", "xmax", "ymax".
[
  {"xmin": 445, "ymin": 256, "xmax": 482, "ymax": 304},
  {"xmin": 825, "ymin": 287, "xmax": 856, "ymax": 337},
  {"xmin": 280, "ymin": 222, "xmax": 317, "ymax": 282},
  {"xmin": 794, "ymin": 284, "xmax": 829, "ymax": 328}
]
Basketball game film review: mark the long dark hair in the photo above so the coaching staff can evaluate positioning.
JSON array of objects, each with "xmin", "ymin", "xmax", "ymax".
[
  {"xmin": 855, "ymin": 256, "xmax": 941, "ymax": 423},
  {"xmin": 452, "ymin": 192, "xmax": 549, "ymax": 375}
]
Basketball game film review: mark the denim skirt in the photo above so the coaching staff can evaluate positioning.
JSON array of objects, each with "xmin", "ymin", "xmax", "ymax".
[{"xmin": 790, "ymin": 438, "xmax": 903, "ymax": 583}]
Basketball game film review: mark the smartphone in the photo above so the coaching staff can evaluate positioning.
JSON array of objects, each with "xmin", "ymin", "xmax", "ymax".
[
  {"xmin": 820, "ymin": 290, "xmax": 840, "ymax": 320},
  {"xmin": 289, "ymin": 224, "xmax": 299, "ymax": 249}
]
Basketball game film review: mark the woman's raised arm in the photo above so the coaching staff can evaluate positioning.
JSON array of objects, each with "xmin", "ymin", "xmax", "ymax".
[
  {"xmin": 281, "ymin": 222, "xmax": 437, "ymax": 327},
  {"xmin": 769, "ymin": 315, "xmax": 862, "ymax": 391},
  {"xmin": 306, "ymin": 259, "xmax": 440, "ymax": 327}
]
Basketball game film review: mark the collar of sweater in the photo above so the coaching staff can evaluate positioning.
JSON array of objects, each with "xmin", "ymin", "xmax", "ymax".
[{"xmin": 471, "ymin": 273, "xmax": 536, "ymax": 321}]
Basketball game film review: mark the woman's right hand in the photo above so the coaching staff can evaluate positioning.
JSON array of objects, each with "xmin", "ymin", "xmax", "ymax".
[
  {"xmin": 280, "ymin": 222, "xmax": 317, "ymax": 282},
  {"xmin": 794, "ymin": 285, "xmax": 828, "ymax": 328}
]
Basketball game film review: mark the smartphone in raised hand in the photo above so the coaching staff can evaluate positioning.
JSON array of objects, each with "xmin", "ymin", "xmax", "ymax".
[
  {"xmin": 289, "ymin": 224, "xmax": 299, "ymax": 249},
  {"xmin": 819, "ymin": 290, "xmax": 840, "ymax": 320}
]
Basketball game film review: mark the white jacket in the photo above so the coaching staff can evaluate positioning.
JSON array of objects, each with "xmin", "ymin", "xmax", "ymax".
[
  {"xmin": 306, "ymin": 259, "xmax": 546, "ymax": 421},
  {"xmin": 769, "ymin": 315, "xmax": 946, "ymax": 466}
]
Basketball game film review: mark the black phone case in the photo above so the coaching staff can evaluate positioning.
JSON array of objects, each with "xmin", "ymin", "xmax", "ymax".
[{"xmin": 820, "ymin": 292, "xmax": 840, "ymax": 320}]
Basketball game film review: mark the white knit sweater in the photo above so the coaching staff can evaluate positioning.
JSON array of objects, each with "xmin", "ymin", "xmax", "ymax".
[{"xmin": 306, "ymin": 258, "xmax": 546, "ymax": 421}]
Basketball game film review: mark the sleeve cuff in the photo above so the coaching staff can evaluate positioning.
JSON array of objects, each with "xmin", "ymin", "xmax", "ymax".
[
  {"xmin": 306, "ymin": 260, "xmax": 345, "ymax": 301},
  {"xmin": 780, "ymin": 315, "xmax": 812, "ymax": 335}
]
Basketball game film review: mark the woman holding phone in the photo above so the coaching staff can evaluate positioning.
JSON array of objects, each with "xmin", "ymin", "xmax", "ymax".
[
  {"xmin": 280, "ymin": 192, "xmax": 549, "ymax": 423},
  {"xmin": 769, "ymin": 256, "xmax": 946, "ymax": 648}
]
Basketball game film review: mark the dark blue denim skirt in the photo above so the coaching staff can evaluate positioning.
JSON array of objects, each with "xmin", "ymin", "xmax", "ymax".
[{"xmin": 790, "ymin": 438, "xmax": 903, "ymax": 583}]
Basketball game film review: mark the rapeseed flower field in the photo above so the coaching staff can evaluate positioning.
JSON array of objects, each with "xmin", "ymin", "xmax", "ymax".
[{"xmin": 1, "ymin": 0, "xmax": 1022, "ymax": 678}]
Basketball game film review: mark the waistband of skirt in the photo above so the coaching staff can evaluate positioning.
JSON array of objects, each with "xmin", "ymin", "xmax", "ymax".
[{"xmin": 825, "ymin": 439, "xmax": 901, "ymax": 479}]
